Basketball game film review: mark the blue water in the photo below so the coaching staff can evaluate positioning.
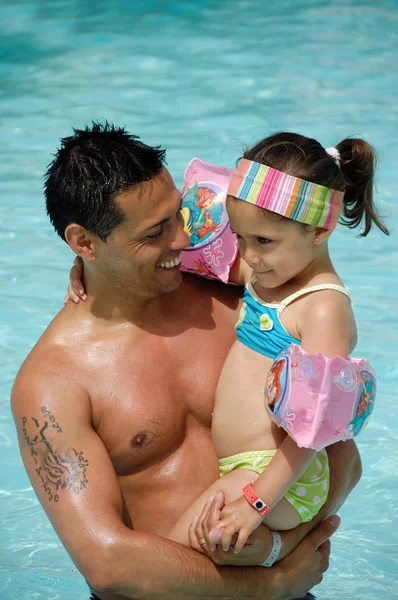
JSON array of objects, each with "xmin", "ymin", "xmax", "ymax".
[{"xmin": 1, "ymin": 1, "xmax": 397, "ymax": 598}]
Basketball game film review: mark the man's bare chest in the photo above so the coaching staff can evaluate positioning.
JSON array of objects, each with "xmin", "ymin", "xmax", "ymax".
[{"xmin": 82, "ymin": 325, "xmax": 233, "ymax": 476}]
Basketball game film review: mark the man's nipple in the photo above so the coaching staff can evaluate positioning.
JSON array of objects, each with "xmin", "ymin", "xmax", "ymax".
[{"xmin": 131, "ymin": 431, "xmax": 152, "ymax": 448}]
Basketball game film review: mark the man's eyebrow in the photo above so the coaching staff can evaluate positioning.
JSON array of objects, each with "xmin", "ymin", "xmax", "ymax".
[{"xmin": 141, "ymin": 217, "xmax": 170, "ymax": 233}]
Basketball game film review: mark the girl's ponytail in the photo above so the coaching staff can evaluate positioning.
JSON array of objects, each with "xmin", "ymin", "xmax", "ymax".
[{"xmin": 336, "ymin": 138, "xmax": 389, "ymax": 237}]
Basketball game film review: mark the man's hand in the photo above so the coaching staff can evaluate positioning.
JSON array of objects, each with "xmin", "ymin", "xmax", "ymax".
[
  {"xmin": 189, "ymin": 492, "xmax": 340, "ymax": 599},
  {"xmin": 272, "ymin": 515, "xmax": 340, "ymax": 600},
  {"xmin": 189, "ymin": 492, "xmax": 273, "ymax": 565}
]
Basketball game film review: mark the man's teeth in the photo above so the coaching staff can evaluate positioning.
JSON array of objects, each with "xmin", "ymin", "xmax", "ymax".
[{"xmin": 158, "ymin": 256, "xmax": 182, "ymax": 269}]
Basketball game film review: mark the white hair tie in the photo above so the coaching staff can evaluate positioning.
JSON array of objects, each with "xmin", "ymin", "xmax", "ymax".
[{"xmin": 325, "ymin": 146, "xmax": 341, "ymax": 168}]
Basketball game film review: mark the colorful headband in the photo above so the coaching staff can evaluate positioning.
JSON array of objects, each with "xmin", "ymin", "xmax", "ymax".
[{"xmin": 227, "ymin": 159, "xmax": 344, "ymax": 230}]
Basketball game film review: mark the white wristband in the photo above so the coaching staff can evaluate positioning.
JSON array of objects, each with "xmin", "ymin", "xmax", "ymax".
[{"xmin": 259, "ymin": 531, "xmax": 282, "ymax": 567}]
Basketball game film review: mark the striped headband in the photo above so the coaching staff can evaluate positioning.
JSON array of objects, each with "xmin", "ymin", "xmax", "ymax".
[{"xmin": 227, "ymin": 159, "xmax": 344, "ymax": 230}]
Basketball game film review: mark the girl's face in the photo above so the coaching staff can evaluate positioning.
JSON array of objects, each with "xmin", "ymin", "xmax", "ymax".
[{"xmin": 227, "ymin": 197, "xmax": 318, "ymax": 289}]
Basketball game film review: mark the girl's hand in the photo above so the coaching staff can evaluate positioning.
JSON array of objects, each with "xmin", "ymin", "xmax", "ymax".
[
  {"xmin": 211, "ymin": 495, "xmax": 264, "ymax": 554},
  {"xmin": 64, "ymin": 256, "xmax": 87, "ymax": 304},
  {"xmin": 188, "ymin": 492, "xmax": 273, "ymax": 566}
]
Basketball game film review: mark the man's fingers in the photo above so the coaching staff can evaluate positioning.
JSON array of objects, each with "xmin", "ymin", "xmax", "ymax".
[
  {"xmin": 309, "ymin": 515, "xmax": 340, "ymax": 550},
  {"xmin": 194, "ymin": 496, "xmax": 214, "ymax": 551},
  {"xmin": 194, "ymin": 510, "xmax": 207, "ymax": 546},
  {"xmin": 189, "ymin": 517, "xmax": 205, "ymax": 554},
  {"xmin": 207, "ymin": 492, "xmax": 224, "ymax": 528},
  {"xmin": 207, "ymin": 492, "xmax": 224, "ymax": 550},
  {"xmin": 317, "ymin": 539, "xmax": 331, "ymax": 570}
]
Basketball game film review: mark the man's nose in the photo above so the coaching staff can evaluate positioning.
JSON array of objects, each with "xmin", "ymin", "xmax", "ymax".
[{"xmin": 170, "ymin": 219, "xmax": 191, "ymax": 251}]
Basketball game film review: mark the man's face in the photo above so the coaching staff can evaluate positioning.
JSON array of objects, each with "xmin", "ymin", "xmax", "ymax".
[{"xmin": 96, "ymin": 168, "xmax": 190, "ymax": 299}]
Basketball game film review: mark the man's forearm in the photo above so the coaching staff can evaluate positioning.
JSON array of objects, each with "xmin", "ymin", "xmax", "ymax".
[
  {"xmin": 324, "ymin": 440, "xmax": 362, "ymax": 516},
  {"xmin": 87, "ymin": 442, "xmax": 362, "ymax": 599},
  {"xmin": 95, "ymin": 529, "xmax": 275, "ymax": 600}
]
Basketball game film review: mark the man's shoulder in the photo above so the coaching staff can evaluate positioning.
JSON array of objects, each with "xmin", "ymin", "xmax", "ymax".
[
  {"xmin": 181, "ymin": 273, "xmax": 242, "ymax": 307},
  {"xmin": 26, "ymin": 305, "xmax": 87, "ymax": 357},
  {"xmin": 13, "ymin": 307, "xmax": 90, "ymax": 402}
]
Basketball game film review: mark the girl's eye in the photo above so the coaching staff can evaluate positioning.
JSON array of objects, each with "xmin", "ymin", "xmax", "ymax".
[{"xmin": 257, "ymin": 237, "xmax": 271, "ymax": 245}]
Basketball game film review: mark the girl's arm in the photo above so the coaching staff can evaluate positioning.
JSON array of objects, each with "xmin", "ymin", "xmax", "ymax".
[
  {"xmin": 64, "ymin": 256, "xmax": 86, "ymax": 304},
  {"xmin": 215, "ymin": 292, "xmax": 356, "ymax": 552},
  {"xmin": 248, "ymin": 291, "xmax": 357, "ymax": 511},
  {"xmin": 298, "ymin": 289, "xmax": 356, "ymax": 356},
  {"xmin": 213, "ymin": 439, "xmax": 315, "ymax": 553},
  {"xmin": 65, "ymin": 251, "xmax": 253, "ymax": 305},
  {"xmin": 250, "ymin": 436, "xmax": 316, "ymax": 508}
]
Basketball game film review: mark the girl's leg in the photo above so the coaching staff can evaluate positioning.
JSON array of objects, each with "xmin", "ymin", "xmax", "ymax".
[{"xmin": 168, "ymin": 468, "xmax": 302, "ymax": 546}]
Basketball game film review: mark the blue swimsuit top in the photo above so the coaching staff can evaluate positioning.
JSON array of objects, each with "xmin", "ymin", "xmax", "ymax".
[{"xmin": 235, "ymin": 277, "xmax": 350, "ymax": 360}]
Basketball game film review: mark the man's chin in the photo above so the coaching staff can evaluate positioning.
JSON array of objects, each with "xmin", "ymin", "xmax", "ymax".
[{"xmin": 155, "ymin": 269, "xmax": 183, "ymax": 295}]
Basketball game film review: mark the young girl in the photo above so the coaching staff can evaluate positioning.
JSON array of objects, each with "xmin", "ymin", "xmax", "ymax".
[{"xmin": 67, "ymin": 132, "xmax": 388, "ymax": 566}]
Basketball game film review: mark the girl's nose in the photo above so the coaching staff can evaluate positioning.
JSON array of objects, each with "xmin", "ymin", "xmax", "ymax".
[{"xmin": 244, "ymin": 247, "xmax": 260, "ymax": 268}]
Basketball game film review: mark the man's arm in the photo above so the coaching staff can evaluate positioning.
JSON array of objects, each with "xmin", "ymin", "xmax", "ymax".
[
  {"xmin": 12, "ymin": 355, "xmax": 332, "ymax": 600},
  {"xmin": 197, "ymin": 439, "xmax": 361, "ymax": 569},
  {"xmin": 324, "ymin": 440, "xmax": 362, "ymax": 514}
]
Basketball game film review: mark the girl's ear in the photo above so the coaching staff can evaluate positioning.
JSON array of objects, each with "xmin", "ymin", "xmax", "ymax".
[{"xmin": 313, "ymin": 227, "xmax": 333, "ymax": 245}]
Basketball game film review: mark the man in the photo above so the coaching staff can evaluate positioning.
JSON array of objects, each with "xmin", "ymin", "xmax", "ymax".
[{"xmin": 11, "ymin": 123, "xmax": 361, "ymax": 600}]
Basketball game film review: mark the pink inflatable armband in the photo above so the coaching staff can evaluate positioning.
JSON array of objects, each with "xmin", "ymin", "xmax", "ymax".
[
  {"xmin": 180, "ymin": 158, "xmax": 238, "ymax": 283},
  {"xmin": 265, "ymin": 344, "xmax": 376, "ymax": 450}
]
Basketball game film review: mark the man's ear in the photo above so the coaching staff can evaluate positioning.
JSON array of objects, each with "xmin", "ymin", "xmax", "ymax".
[
  {"xmin": 313, "ymin": 227, "xmax": 333, "ymax": 245},
  {"xmin": 64, "ymin": 224, "xmax": 98, "ymax": 260}
]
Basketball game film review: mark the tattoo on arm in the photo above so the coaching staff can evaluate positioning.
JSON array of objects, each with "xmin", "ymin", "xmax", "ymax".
[{"xmin": 21, "ymin": 406, "xmax": 89, "ymax": 503}]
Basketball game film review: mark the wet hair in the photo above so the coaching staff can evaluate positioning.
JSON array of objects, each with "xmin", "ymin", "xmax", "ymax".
[
  {"xmin": 243, "ymin": 132, "xmax": 389, "ymax": 237},
  {"xmin": 45, "ymin": 122, "xmax": 166, "ymax": 241}
]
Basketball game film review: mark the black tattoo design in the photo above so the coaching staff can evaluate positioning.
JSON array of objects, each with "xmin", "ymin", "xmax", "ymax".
[{"xmin": 21, "ymin": 406, "xmax": 89, "ymax": 502}]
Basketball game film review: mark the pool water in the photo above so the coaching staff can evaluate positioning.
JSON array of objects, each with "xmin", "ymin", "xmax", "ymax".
[{"xmin": 1, "ymin": 1, "xmax": 397, "ymax": 598}]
